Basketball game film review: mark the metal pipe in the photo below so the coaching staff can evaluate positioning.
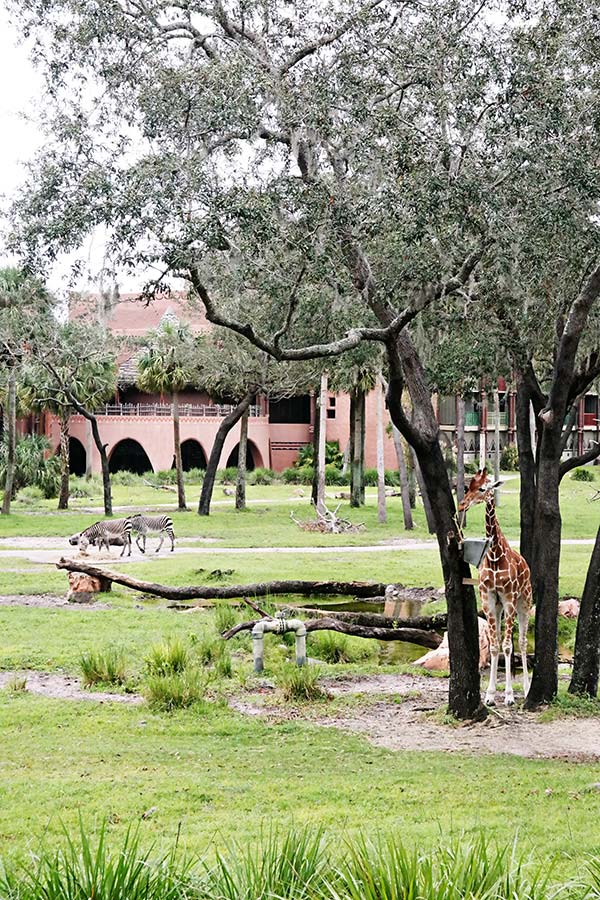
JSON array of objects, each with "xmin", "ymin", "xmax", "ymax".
[{"xmin": 252, "ymin": 619, "xmax": 307, "ymax": 673}]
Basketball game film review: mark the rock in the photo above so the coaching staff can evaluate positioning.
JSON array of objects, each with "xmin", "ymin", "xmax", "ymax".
[
  {"xmin": 558, "ymin": 598, "xmax": 580, "ymax": 618},
  {"xmin": 414, "ymin": 619, "xmax": 490, "ymax": 672},
  {"xmin": 66, "ymin": 571, "xmax": 111, "ymax": 603}
]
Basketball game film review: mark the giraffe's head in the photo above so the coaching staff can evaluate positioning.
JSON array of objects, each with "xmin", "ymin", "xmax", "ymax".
[{"xmin": 458, "ymin": 467, "xmax": 502, "ymax": 513}]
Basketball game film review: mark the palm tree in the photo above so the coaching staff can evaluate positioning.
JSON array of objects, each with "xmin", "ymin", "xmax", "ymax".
[{"xmin": 136, "ymin": 319, "xmax": 195, "ymax": 510}]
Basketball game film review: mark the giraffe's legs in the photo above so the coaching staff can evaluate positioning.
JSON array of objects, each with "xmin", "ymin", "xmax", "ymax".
[
  {"xmin": 517, "ymin": 603, "xmax": 530, "ymax": 698},
  {"xmin": 483, "ymin": 592, "xmax": 501, "ymax": 706},
  {"xmin": 502, "ymin": 601, "xmax": 516, "ymax": 706}
]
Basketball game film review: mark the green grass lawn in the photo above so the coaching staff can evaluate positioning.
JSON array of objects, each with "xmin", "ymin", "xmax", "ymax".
[
  {"xmin": 0, "ymin": 478, "xmax": 599, "ymax": 871},
  {"xmin": 1, "ymin": 694, "xmax": 600, "ymax": 875}
]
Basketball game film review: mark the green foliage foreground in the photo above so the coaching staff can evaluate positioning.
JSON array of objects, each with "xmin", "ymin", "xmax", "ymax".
[{"xmin": 1, "ymin": 820, "xmax": 600, "ymax": 900}]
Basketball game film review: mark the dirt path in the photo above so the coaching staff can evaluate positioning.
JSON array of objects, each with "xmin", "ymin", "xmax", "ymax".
[
  {"xmin": 229, "ymin": 673, "xmax": 600, "ymax": 762},
  {"xmin": 0, "ymin": 670, "xmax": 143, "ymax": 704}
]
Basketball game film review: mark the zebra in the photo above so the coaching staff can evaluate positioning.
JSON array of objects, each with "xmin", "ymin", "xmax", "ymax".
[
  {"xmin": 69, "ymin": 518, "xmax": 133, "ymax": 557},
  {"xmin": 129, "ymin": 513, "xmax": 176, "ymax": 554}
]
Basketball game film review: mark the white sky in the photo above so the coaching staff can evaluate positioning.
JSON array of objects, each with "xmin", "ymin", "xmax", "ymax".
[{"xmin": 0, "ymin": 6, "xmax": 146, "ymax": 295}]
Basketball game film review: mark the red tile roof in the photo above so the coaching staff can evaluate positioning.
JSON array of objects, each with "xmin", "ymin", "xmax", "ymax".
[{"xmin": 69, "ymin": 291, "xmax": 210, "ymax": 336}]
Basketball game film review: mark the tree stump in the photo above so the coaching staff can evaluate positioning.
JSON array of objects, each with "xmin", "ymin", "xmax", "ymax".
[{"xmin": 67, "ymin": 571, "xmax": 112, "ymax": 603}]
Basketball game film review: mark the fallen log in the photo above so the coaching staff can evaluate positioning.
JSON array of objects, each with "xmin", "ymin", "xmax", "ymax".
[
  {"xmin": 143, "ymin": 478, "xmax": 177, "ymax": 493},
  {"xmin": 56, "ymin": 558, "xmax": 395, "ymax": 601},
  {"xmin": 289, "ymin": 606, "xmax": 448, "ymax": 631},
  {"xmin": 222, "ymin": 616, "xmax": 442, "ymax": 649}
]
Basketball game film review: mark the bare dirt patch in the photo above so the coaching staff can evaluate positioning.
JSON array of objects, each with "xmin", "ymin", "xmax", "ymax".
[
  {"xmin": 229, "ymin": 672, "xmax": 600, "ymax": 762},
  {"xmin": 0, "ymin": 670, "xmax": 143, "ymax": 704},
  {"xmin": 0, "ymin": 594, "xmax": 112, "ymax": 609}
]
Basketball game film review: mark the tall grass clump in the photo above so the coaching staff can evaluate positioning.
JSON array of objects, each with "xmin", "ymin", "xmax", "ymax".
[
  {"xmin": 277, "ymin": 662, "xmax": 325, "ymax": 702},
  {"xmin": 145, "ymin": 669, "xmax": 207, "ymax": 712},
  {"xmin": 214, "ymin": 601, "xmax": 238, "ymax": 634},
  {"xmin": 325, "ymin": 834, "xmax": 555, "ymax": 900},
  {"xmin": 198, "ymin": 827, "xmax": 330, "ymax": 900},
  {"xmin": 144, "ymin": 638, "xmax": 189, "ymax": 676},
  {"xmin": 80, "ymin": 648, "xmax": 128, "ymax": 687},
  {"xmin": 0, "ymin": 819, "xmax": 193, "ymax": 900},
  {"xmin": 308, "ymin": 631, "xmax": 378, "ymax": 664},
  {"xmin": 196, "ymin": 634, "xmax": 233, "ymax": 678}
]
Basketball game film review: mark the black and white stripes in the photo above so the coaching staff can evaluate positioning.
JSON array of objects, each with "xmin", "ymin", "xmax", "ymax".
[
  {"xmin": 129, "ymin": 514, "xmax": 176, "ymax": 553},
  {"xmin": 69, "ymin": 513, "xmax": 176, "ymax": 555}
]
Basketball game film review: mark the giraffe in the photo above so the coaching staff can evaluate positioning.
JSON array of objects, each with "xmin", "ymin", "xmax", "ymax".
[{"xmin": 458, "ymin": 468, "xmax": 532, "ymax": 706}]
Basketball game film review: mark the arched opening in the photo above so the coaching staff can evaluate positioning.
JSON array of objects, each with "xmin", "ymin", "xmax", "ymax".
[
  {"xmin": 109, "ymin": 438, "xmax": 153, "ymax": 474},
  {"xmin": 178, "ymin": 439, "xmax": 207, "ymax": 471},
  {"xmin": 69, "ymin": 437, "xmax": 86, "ymax": 476},
  {"xmin": 226, "ymin": 440, "xmax": 262, "ymax": 471}
]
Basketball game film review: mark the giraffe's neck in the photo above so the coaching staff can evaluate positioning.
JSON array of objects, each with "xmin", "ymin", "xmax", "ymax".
[{"xmin": 484, "ymin": 495, "xmax": 509, "ymax": 564}]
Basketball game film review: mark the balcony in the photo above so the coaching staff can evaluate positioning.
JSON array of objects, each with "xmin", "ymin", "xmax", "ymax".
[
  {"xmin": 487, "ymin": 412, "xmax": 509, "ymax": 428},
  {"xmin": 101, "ymin": 403, "xmax": 262, "ymax": 418},
  {"xmin": 465, "ymin": 411, "xmax": 480, "ymax": 427}
]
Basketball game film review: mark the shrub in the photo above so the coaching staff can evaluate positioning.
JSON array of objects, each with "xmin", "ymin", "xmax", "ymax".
[
  {"xmin": 277, "ymin": 662, "xmax": 325, "ymax": 701},
  {"xmin": 385, "ymin": 470, "xmax": 401, "ymax": 486},
  {"xmin": 111, "ymin": 470, "xmax": 142, "ymax": 486},
  {"xmin": 17, "ymin": 484, "xmax": 45, "ymax": 502},
  {"xmin": 572, "ymin": 467, "xmax": 595, "ymax": 482},
  {"xmin": 464, "ymin": 461, "xmax": 479, "ymax": 474},
  {"xmin": 145, "ymin": 669, "xmax": 207, "ymax": 711},
  {"xmin": 295, "ymin": 441, "xmax": 343, "ymax": 469},
  {"xmin": 295, "ymin": 464, "xmax": 314, "ymax": 485},
  {"xmin": 156, "ymin": 469, "xmax": 177, "ymax": 484},
  {"xmin": 500, "ymin": 444, "xmax": 519, "ymax": 471},
  {"xmin": 145, "ymin": 638, "xmax": 189, "ymax": 676},
  {"xmin": 248, "ymin": 467, "xmax": 276, "ymax": 485},
  {"xmin": 309, "ymin": 631, "xmax": 378, "ymax": 664},
  {"xmin": 184, "ymin": 467, "xmax": 205, "ymax": 483},
  {"xmin": 80, "ymin": 648, "xmax": 127, "ymax": 686},
  {"xmin": 0, "ymin": 434, "xmax": 61, "ymax": 498},
  {"xmin": 325, "ymin": 464, "xmax": 349, "ymax": 485},
  {"xmin": 282, "ymin": 467, "xmax": 301, "ymax": 484},
  {"xmin": 69, "ymin": 475, "xmax": 102, "ymax": 498},
  {"xmin": 217, "ymin": 467, "xmax": 238, "ymax": 484},
  {"xmin": 364, "ymin": 468, "xmax": 378, "ymax": 486}
]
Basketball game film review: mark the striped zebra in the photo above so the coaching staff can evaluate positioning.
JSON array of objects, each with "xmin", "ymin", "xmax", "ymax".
[
  {"xmin": 129, "ymin": 513, "xmax": 175, "ymax": 554},
  {"xmin": 69, "ymin": 518, "xmax": 133, "ymax": 557}
]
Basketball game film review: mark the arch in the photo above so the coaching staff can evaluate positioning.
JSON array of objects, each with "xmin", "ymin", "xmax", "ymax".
[
  {"xmin": 109, "ymin": 438, "xmax": 153, "ymax": 474},
  {"xmin": 69, "ymin": 437, "xmax": 86, "ymax": 477},
  {"xmin": 178, "ymin": 439, "xmax": 207, "ymax": 471},
  {"xmin": 226, "ymin": 439, "xmax": 263, "ymax": 471}
]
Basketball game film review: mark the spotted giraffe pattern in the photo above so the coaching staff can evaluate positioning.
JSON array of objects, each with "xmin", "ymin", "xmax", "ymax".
[{"xmin": 459, "ymin": 469, "xmax": 532, "ymax": 706}]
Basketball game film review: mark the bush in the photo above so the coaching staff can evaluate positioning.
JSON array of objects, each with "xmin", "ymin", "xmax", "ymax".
[
  {"xmin": 184, "ymin": 467, "xmax": 205, "ymax": 483},
  {"xmin": 145, "ymin": 638, "xmax": 189, "ymax": 676},
  {"xmin": 156, "ymin": 469, "xmax": 177, "ymax": 484},
  {"xmin": 385, "ymin": 470, "xmax": 400, "ymax": 486},
  {"xmin": 500, "ymin": 444, "xmax": 519, "ymax": 471},
  {"xmin": 364, "ymin": 468, "xmax": 378, "ymax": 486},
  {"xmin": 217, "ymin": 467, "xmax": 238, "ymax": 484},
  {"xmin": 277, "ymin": 663, "xmax": 325, "ymax": 701},
  {"xmin": 464, "ymin": 461, "xmax": 479, "ymax": 474},
  {"xmin": 111, "ymin": 470, "xmax": 142, "ymax": 486},
  {"xmin": 145, "ymin": 669, "xmax": 207, "ymax": 711},
  {"xmin": 80, "ymin": 648, "xmax": 128, "ymax": 686},
  {"xmin": 69, "ymin": 475, "xmax": 102, "ymax": 498},
  {"xmin": 294, "ymin": 464, "xmax": 314, "ymax": 485},
  {"xmin": 0, "ymin": 434, "xmax": 61, "ymax": 498},
  {"xmin": 295, "ymin": 441, "xmax": 343, "ymax": 469},
  {"xmin": 572, "ymin": 467, "xmax": 595, "ymax": 482},
  {"xmin": 17, "ymin": 485, "xmax": 45, "ymax": 502},
  {"xmin": 325, "ymin": 464, "xmax": 349, "ymax": 485},
  {"xmin": 309, "ymin": 631, "xmax": 378, "ymax": 664},
  {"xmin": 248, "ymin": 467, "xmax": 276, "ymax": 485},
  {"xmin": 282, "ymin": 467, "xmax": 301, "ymax": 484}
]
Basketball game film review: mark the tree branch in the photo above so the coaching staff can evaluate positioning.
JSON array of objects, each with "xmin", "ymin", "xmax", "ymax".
[{"xmin": 559, "ymin": 442, "xmax": 600, "ymax": 480}]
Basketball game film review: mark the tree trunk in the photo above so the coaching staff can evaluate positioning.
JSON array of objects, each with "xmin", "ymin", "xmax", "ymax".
[
  {"xmin": 172, "ymin": 391, "xmax": 187, "ymax": 510},
  {"xmin": 407, "ymin": 443, "xmax": 416, "ymax": 508},
  {"xmin": 198, "ymin": 392, "xmax": 253, "ymax": 516},
  {"xmin": 392, "ymin": 424, "xmax": 413, "ymax": 530},
  {"xmin": 568, "ymin": 525, "xmax": 600, "ymax": 697},
  {"xmin": 516, "ymin": 375, "xmax": 536, "ymax": 570},
  {"xmin": 57, "ymin": 409, "xmax": 70, "ymax": 510},
  {"xmin": 350, "ymin": 387, "xmax": 365, "ymax": 507},
  {"xmin": 316, "ymin": 372, "xmax": 327, "ymax": 516},
  {"xmin": 1, "ymin": 366, "xmax": 17, "ymax": 515},
  {"xmin": 412, "ymin": 447, "xmax": 436, "ymax": 534},
  {"xmin": 526, "ymin": 449, "xmax": 561, "ymax": 708},
  {"xmin": 236, "ymin": 407, "xmax": 249, "ymax": 510},
  {"xmin": 311, "ymin": 395, "xmax": 320, "ymax": 506},
  {"xmin": 68, "ymin": 400, "xmax": 112, "ymax": 515},
  {"xmin": 341, "ymin": 439, "xmax": 351, "ymax": 476},
  {"xmin": 376, "ymin": 380, "xmax": 387, "ymax": 523},
  {"xmin": 493, "ymin": 387, "xmax": 501, "ymax": 506},
  {"xmin": 386, "ymin": 336, "xmax": 484, "ymax": 720},
  {"xmin": 85, "ymin": 418, "xmax": 93, "ymax": 480},
  {"xmin": 456, "ymin": 394, "xmax": 466, "ymax": 526}
]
